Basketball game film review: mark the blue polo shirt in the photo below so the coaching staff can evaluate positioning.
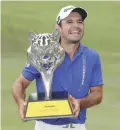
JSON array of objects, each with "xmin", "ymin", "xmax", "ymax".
[{"xmin": 22, "ymin": 43, "xmax": 103, "ymax": 125}]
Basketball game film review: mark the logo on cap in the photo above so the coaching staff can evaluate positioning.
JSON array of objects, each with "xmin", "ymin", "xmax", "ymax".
[
  {"xmin": 64, "ymin": 7, "xmax": 74, "ymax": 12},
  {"xmin": 57, "ymin": 16, "xmax": 61, "ymax": 24}
]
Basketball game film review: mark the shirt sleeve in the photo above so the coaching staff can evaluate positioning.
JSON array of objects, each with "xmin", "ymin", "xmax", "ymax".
[
  {"xmin": 90, "ymin": 53, "xmax": 104, "ymax": 87},
  {"xmin": 22, "ymin": 62, "xmax": 40, "ymax": 81}
]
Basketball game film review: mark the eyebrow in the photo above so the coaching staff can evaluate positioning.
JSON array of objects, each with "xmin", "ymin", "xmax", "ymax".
[{"xmin": 66, "ymin": 18, "xmax": 83, "ymax": 21}]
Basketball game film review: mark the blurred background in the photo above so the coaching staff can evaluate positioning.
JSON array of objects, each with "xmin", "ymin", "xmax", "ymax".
[{"xmin": 1, "ymin": 1, "xmax": 120, "ymax": 130}]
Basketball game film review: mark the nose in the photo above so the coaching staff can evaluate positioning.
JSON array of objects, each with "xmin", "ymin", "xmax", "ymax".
[{"xmin": 73, "ymin": 22, "xmax": 80, "ymax": 28}]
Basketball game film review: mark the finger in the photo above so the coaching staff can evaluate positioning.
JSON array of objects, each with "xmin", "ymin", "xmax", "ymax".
[
  {"xmin": 24, "ymin": 101, "xmax": 27, "ymax": 106},
  {"xmin": 69, "ymin": 95, "xmax": 77, "ymax": 111},
  {"xmin": 19, "ymin": 108, "xmax": 24, "ymax": 120},
  {"xmin": 73, "ymin": 103, "xmax": 79, "ymax": 113},
  {"xmin": 69, "ymin": 95, "xmax": 75, "ymax": 103},
  {"xmin": 24, "ymin": 102, "xmax": 26, "ymax": 106},
  {"xmin": 19, "ymin": 103, "xmax": 26, "ymax": 120},
  {"xmin": 69, "ymin": 95, "xmax": 72, "ymax": 100},
  {"xmin": 74, "ymin": 112, "xmax": 79, "ymax": 118},
  {"xmin": 73, "ymin": 106, "xmax": 77, "ymax": 113},
  {"xmin": 74, "ymin": 109, "xmax": 80, "ymax": 118}
]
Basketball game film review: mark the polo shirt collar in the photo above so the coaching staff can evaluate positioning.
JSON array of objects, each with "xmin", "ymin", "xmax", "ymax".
[{"xmin": 77, "ymin": 43, "xmax": 85, "ymax": 54}]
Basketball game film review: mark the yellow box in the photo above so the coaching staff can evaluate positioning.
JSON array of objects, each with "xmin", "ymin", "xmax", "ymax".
[{"xmin": 24, "ymin": 93, "xmax": 74, "ymax": 121}]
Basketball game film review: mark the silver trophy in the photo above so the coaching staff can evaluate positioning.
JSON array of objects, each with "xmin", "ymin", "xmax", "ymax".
[
  {"xmin": 24, "ymin": 29, "xmax": 74, "ymax": 121},
  {"xmin": 27, "ymin": 29, "xmax": 65, "ymax": 99}
]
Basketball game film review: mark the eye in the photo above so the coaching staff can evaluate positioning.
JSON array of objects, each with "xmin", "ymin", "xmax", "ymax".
[
  {"xmin": 67, "ymin": 20, "xmax": 73, "ymax": 23},
  {"xmin": 78, "ymin": 20, "xmax": 83, "ymax": 24}
]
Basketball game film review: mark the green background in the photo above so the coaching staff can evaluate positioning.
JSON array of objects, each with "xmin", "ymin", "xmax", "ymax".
[{"xmin": 1, "ymin": 1, "xmax": 120, "ymax": 130}]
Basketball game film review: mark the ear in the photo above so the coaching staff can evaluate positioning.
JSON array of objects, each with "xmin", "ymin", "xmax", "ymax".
[
  {"xmin": 56, "ymin": 24, "xmax": 61, "ymax": 32},
  {"xmin": 28, "ymin": 31, "xmax": 36, "ymax": 40},
  {"xmin": 51, "ymin": 29, "xmax": 60, "ymax": 43}
]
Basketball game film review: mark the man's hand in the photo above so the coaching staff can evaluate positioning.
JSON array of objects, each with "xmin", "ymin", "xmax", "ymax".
[
  {"xmin": 12, "ymin": 74, "xmax": 31, "ymax": 120},
  {"xmin": 69, "ymin": 95, "xmax": 80, "ymax": 118},
  {"xmin": 18, "ymin": 101, "xmax": 27, "ymax": 120}
]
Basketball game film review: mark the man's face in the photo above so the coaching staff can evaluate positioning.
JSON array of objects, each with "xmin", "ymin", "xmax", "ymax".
[{"xmin": 59, "ymin": 12, "xmax": 84, "ymax": 44}]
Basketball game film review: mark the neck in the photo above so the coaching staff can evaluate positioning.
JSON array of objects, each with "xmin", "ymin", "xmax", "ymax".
[{"xmin": 60, "ymin": 40, "xmax": 80, "ymax": 59}]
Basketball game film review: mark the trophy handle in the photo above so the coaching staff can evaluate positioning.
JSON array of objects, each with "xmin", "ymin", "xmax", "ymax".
[
  {"xmin": 40, "ymin": 71, "xmax": 53, "ymax": 100},
  {"xmin": 51, "ymin": 29, "xmax": 60, "ymax": 43}
]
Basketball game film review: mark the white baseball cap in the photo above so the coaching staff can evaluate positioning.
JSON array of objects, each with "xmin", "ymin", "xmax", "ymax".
[{"xmin": 56, "ymin": 5, "xmax": 88, "ymax": 25}]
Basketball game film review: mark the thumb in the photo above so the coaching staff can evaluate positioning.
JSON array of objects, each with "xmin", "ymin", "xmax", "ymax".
[
  {"xmin": 19, "ymin": 107, "xmax": 24, "ymax": 120},
  {"xmin": 24, "ymin": 101, "xmax": 27, "ymax": 106},
  {"xmin": 69, "ymin": 95, "xmax": 75, "ymax": 102},
  {"xmin": 19, "ymin": 101, "xmax": 27, "ymax": 120}
]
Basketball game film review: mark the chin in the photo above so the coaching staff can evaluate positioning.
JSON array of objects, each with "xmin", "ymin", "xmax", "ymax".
[{"xmin": 70, "ymin": 39, "xmax": 80, "ymax": 44}]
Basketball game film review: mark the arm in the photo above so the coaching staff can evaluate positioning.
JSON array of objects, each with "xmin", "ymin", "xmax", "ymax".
[
  {"xmin": 69, "ymin": 53, "xmax": 103, "ymax": 117},
  {"xmin": 12, "ymin": 74, "xmax": 31, "ymax": 119},
  {"xmin": 12, "ymin": 62, "xmax": 39, "ymax": 120},
  {"xmin": 80, "ymin": 53, "xmax": 103, "ymax": 108},
  {"xmin": 80, "ymin": 85, "xmax": 103, "ymax": 108},
  {"xmin": 69, "ymin": 86, "xmax": 103, "ymax": 117}
]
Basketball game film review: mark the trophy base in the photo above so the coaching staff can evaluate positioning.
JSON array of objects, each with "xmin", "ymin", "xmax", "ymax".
[{"xmin": 24, "ymin": 91, "xmax": 74, "ymax": 121}]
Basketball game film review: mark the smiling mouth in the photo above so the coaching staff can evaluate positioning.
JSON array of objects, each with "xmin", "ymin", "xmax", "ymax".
[
  {"xmin": 70, "ymin": 32, "xmax": 80, "ymax": 35},
  {"xmin": 70, "ymin": 31, "xmax": 80, "ymax": 35}
]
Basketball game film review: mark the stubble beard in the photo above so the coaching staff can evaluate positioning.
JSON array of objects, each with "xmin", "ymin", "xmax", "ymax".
[
  {"xmin": 61, "ymin": 31, "xmax": 84, "ymax": 45},
  {"xmin": 69, "ymin": 39, "xmax": 80, "ymax": 44},
  {"xmin": 69, "ymin": 32, "xmax": 84, "ymax": 44}
]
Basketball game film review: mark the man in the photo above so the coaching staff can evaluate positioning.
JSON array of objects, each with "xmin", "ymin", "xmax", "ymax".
[{"xmin": 12, "ymin": 5, "xmax": 103, "ymax": 130}]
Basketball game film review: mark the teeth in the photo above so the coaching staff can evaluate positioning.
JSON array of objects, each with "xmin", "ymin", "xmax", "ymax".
[
  {"xmin": 71, "ymin": 32, "xmax": 79, "ymax": 34},
  {"xmin": 72, "ymin": 31, "xmax": 79, "ymax": 33},
  {"xmin": 70, "ymin": 31, "xmax": 79, "ymax": 34}
]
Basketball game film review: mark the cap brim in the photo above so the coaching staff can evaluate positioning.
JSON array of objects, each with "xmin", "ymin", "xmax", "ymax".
[{"xmin": 72, "ymin": 7, "xmax": 87, "ymax": 21}]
